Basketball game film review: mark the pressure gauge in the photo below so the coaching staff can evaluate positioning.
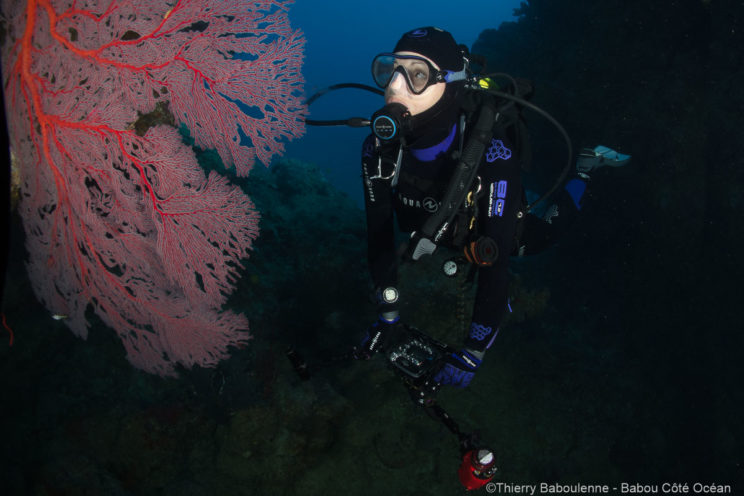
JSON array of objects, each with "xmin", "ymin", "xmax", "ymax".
[
  {"xmin": 442, "ymin": 259, "xmax": 458, "ymax": 277},
  {"xmin": 381, "ymin": 287, "xmax": 399, "ymax": 304}
]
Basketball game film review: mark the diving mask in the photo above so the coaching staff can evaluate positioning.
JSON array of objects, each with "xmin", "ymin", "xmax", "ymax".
[{"xmin": 371, "ymin": 53, "xmax": 467, "ymax": 95}]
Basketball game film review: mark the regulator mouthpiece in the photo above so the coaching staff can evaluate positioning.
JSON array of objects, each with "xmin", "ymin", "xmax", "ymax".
[{"xmin": 371, "ymin": 102, "xmax": 411, "ymax": 141}]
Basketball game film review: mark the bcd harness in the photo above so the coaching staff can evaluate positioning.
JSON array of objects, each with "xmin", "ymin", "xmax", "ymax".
[
  {"xmin": 403, "ymin": 94, "xmax": 501, "ymax": 263},
  {"xmin": 366, "ymin": 89, "xmax": 529, "ymax": 270}
]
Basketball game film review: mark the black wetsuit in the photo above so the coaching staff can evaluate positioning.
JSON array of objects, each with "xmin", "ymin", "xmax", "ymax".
[{"xmin": 361, "ymin": 91, "xmax": 525, "ymax": 353}]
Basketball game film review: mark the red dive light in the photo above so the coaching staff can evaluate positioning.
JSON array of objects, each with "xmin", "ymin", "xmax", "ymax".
[{"xmin": 458, "ymin": 448, "xmax": 497, "ymax": 490}]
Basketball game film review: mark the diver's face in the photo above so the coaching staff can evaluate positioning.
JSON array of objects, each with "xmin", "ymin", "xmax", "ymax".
[{"xmin": 384, "ymin": 51, "xmax": 446, "ymax": 116}]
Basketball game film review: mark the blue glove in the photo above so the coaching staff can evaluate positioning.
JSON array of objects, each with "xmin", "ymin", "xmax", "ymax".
[
  {"xmin": 433, "ymin": 349, "xmax": 482, "ymax": 388},
  {"xmin": 358, "ymin": 316, "xmax": 399, "ymax": 359}
]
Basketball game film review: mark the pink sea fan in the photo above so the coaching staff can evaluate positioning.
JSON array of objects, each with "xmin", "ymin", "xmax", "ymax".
[{"xmin": 1, "ymin": 0, "xmax": 306, "ymax": 376}]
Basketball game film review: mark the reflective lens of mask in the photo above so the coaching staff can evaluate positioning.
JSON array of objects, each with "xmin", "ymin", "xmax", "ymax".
[{"xmin": 372, "ymin": 54, "xmax": 438, "ymax": 94}]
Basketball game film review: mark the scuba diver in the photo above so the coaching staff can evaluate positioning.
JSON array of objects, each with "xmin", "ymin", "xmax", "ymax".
[
  {"xmin": 291, "ymin": 26, "xmax": 629, "ymax": 490},
  {"xmin": 356, "ymin": 27, "xmax": 630, "ymax": 388}
]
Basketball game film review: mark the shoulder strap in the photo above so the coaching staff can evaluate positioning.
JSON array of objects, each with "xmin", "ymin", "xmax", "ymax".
[{"xmin": 404, "ymin": 97, "xmax": 498, "ymax": 261}]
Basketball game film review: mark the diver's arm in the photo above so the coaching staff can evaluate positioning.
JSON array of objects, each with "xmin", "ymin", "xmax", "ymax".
[
  {"xmin": 434, "ymin": 132, "xmax": 522, "ymax": 388},
  {"xmin": 465, "ymin": 261, "xmax": 509, "ymax": 354},
  {"xmin": 361, "ymin": 135, "xmax": 398, "ymax": 299},
  {"xmin": 464, "ymin": 132, "xmax": 523, "ymax": 354}
]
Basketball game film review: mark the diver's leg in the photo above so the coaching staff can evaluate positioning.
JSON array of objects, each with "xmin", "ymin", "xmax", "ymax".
[
  {"xmin": 517, "ymin": 183, "xmax": 581, "ymax": 256},
  {"xmin": 576, "ymin": 145, "xmax": 631, "ymax": 176},
  {"xmin": 518, "ymin": 145, "xmax": 630, "ymax": 256}
]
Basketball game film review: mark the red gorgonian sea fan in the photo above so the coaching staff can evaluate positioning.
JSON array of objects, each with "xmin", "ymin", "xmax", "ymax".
[{"xmin": 1, "ymin": 0, "xmax": 306, "ymax": 376}]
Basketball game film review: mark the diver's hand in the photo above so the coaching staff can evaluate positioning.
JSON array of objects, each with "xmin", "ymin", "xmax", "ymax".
[
  {"xmin": 433, "ymin": 348, "xmax": 482, "ymax": 388},
  {"xmin": 357, "ymin": 317, "xmax": 399, "ymax": 359}
]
